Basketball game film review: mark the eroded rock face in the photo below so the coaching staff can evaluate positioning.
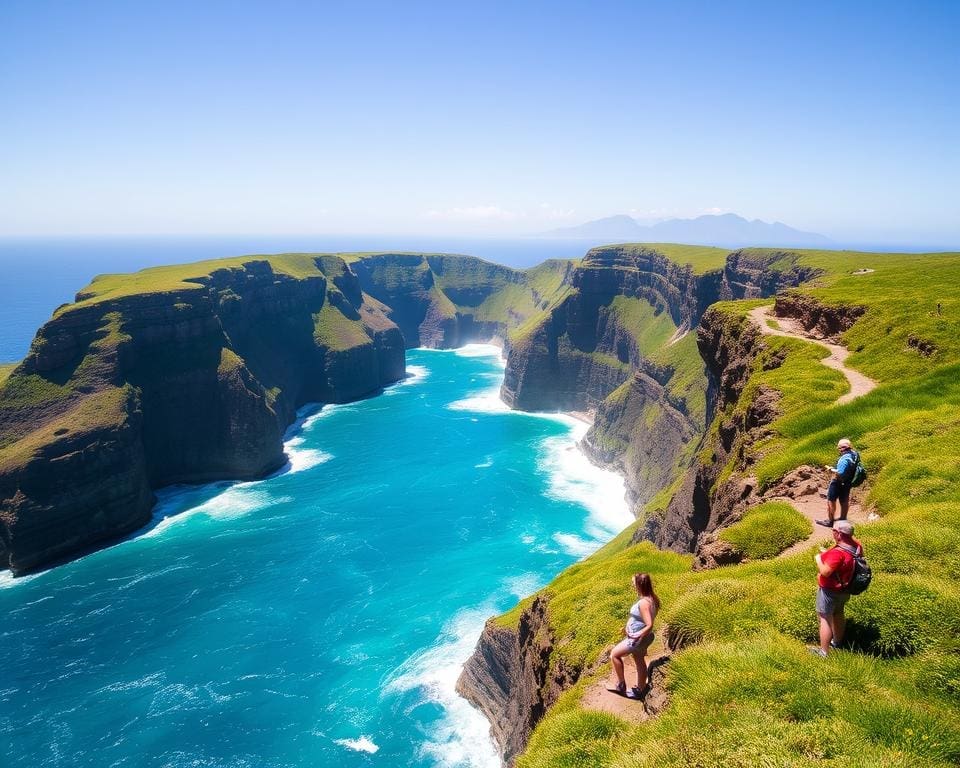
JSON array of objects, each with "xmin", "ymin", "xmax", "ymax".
[
  {"xmin": 501, "ymin": 246, "xmax": 709, "ymax": 412},
  {"xmin": 456, "ymin": 597, "xmax": 577, "ymax": 766},
  {"xmin": 640, "ymin": 309, "xmax": 781, "ymax": 554},
  {"xmin": 583, "ymin": 368, "xmax": 700, "ymax": 510},
  {"xmin": 773, "ymin": 294, "xmax": 865, "ymax": 340},
  {"xmin": 0, "ymin": 258, "xmax": 405, "ymax": 574},
  {"xmin": 351, "ymin": 253, "xmax": 525, "ymax": 348},
  {"xmin": 721, "ymin": 250, "xmax": 822, "ymax": 301}
]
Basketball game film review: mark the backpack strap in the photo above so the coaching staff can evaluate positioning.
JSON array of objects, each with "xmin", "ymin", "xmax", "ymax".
[
  {"xmin": 840, "ymin": 451, "xmax": 860, "ymax": 484},
  {"xmin": 835, "ymin": 542, "xmax": 861, "ymax": 558}
]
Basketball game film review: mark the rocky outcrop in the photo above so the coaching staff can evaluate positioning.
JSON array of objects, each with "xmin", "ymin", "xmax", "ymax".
[
  {"xmin": 582, "ymin": 365, "xmax": 700, "ymax": 510},
  {"xmin": 501, "ymin": 246, "xmax": 708, "ymax": 412},
  {"xmin": 720, "ymin": 250, "xmax": 822, "ymax": 301},
  {"xmin": 772, "ymin": 293, "xmax": 865, "ymax": 340},
  {"xmin": 0, "ymin": 257, "xmax": 405, "ymax": 574},
  {"xmin": 456, "ymin": 597, "xmax": 577, "ymax": 766}
]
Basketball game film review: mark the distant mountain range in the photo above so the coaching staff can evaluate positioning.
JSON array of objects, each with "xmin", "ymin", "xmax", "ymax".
[{"xmin": 543, "ymin": 213, "xmax": 831, "ymax": 248}]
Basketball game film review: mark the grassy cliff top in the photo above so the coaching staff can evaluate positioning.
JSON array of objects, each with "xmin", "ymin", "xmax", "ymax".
[
  {"xmin": 585, "ymin": 243, "xmax": 731, "ymax": 274},
  {"xmin": 63, "ymin": 251, "xmax": 578, "ymax": 313},
  {"xmin": 64, "ymin": 252, "xmax": 339, "ymax": 311},
  {"xmin": 514, "ymin": 248, "xmax": 960, "ymax": 767},
  {"xmin": 0, "ymin": 363, "xmax": 15, "ymax": 387}
]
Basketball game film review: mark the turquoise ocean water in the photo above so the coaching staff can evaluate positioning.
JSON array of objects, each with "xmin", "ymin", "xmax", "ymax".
[{"xmin": 0, "ymin": 346, "xmax": 630, "ymax": 767}]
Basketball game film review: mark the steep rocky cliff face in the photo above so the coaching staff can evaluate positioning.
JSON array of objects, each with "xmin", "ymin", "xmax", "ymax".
[
  {"xmin": 720, "ymin": 249, "xmax": 821, "ymax": 300},
  {"xmin": 638, "ymin": 307, "xmax": 774, "ymax": 552},
  {"xmin": 456, "ymin": 597, "xmax": 577, "ymax": 767},
  {"xmin": 351, "ymin": 254, "xmax": 571, "ymax": 349},
  {"xmin": 501, "ymin": 246, "xmax": 708, "ymax": 412},
  {"xmin": 0, "ymin": 256, "xmax": 404, "ymax": 574}
]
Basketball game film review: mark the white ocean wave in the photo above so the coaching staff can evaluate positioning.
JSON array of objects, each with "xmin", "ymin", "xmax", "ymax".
[
  {"xmin": 503, "ymin": 573, "xmax": 544, "ymax": 600},
  {"xmin": 552, "ymin": 532, "xmax": 598, "ymax": 558},
  {"xmin": 283, "ymin": 435, "xmax": 333, "ymax": 474},
  {"xmin": 403, "ymin": 364, "xmax": 430, "ymax": 385},
  {"xmin": 0, "ymin": 571, "xmax": 39, "ymax": 590},
  {"xmin": 447, "ymin": 379, "xmax": 510, "ymax": 414},
  {"xmin": 453, "ymin": 344, "xmax": 506, "ymax": 367},
  {"xmin": 538, "ymin": 435, "xmax": 631, "ymax": 540},
  {"xmin": 144, "ymin": 483, "xmax": 276, "ymax": 537},
  {"xmin": 334, "ymin": 736, "xmax": 379, "ymax": 754},
  {"xmin": 474, "ymin": 457, "xmax": 493, "ymax": 469},
  {"xmin": 383, "ymin": 605, "xmax": 500, "ymax": 768}
]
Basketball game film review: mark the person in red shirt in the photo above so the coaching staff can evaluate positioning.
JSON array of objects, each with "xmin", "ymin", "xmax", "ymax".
[{"xmin": 812, "ymin": 519, "xmax": 863, "ymax": 657}]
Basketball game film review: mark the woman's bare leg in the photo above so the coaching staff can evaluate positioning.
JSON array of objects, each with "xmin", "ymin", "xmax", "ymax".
[
  {"xmin": 632, "ymin": 651, "xmax": 647, "ymax": 689},
  {"xmin": 610, "ymin": 642, "xmax": 629, "ymax": 686}
]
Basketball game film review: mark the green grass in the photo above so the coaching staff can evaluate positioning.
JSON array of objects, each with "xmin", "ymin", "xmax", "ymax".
[
  {"xmin": 67, "ymin": 252, "xmax": 338, "ymax": 309},
  {"xmin": 0, "ymin": 363, "xmax": 15, "ymax": 387},
  {"xmin": 718, "ymin": 501, "xmax": 812, "ymax": 559},
  {"xmin": 312, "ymin": 299, "xmax": 371, "ymax": 350},
  {"xmin": 513, "ymin": 248, "xmax": 960, "ymax": 766},
  {"xmin": 585, "ymin": 243, "xmax": 731, "ymax": 275}
]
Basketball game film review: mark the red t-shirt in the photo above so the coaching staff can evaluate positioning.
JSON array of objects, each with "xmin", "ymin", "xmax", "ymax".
[{"xmin": 818, "ymin": 539, "xmax": 862, "ymax": 590}]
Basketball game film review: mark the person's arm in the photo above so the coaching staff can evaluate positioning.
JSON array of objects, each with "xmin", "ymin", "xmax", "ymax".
[
  {"xmin": 814, "ymin": 549, "xmax": 837, "ymax": 579},
  {"xmin": 631, "ymin": 599, "xmax": 654, "ymax": 641}
]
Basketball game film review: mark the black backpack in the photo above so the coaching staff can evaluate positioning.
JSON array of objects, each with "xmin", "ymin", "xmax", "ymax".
[
  {"xmin": 844, "ymin": 450, "xmax": 868, "ymax": 488},
  {"xmin": 837, "ymin": 543, "xmax": 872, "ymax": 595}
]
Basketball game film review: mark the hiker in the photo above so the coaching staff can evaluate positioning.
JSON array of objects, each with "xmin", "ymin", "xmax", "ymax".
[
  {"xmin": 610, "ymin": 572, "xmax": 659, "ymax": 699},
  {"xmin": 818, "ymin": 438, "xmax": 858, "ymax": 527},
  {"xmin": 811, "ymin": 520, "xmax": 863, "ymax": 657}
]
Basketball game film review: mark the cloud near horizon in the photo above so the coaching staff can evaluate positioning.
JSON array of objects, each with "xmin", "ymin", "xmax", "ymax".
[{"xmin": 422, "ymin": 203, "xmax": 576, "ymax": 224}]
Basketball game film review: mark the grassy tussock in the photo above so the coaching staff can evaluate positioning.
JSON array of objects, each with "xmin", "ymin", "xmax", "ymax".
[
  {"xmin": 719, "ymin": 501, "xmax": 812, "ymax": 559},
  {"xmin": 521, "ymin": 636, "xmax": 960, "ymax": 768}
]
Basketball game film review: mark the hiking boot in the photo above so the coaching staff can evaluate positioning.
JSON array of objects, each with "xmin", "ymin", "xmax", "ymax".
[
  {"xmin": 808, "ymin": 647, "xmax": 828, "ymax": 658},
  {"xmin": 815, "ymin": 519, "xmax": 834, "ymax": 528}
]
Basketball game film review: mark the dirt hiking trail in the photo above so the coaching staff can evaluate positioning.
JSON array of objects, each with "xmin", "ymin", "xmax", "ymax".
[
  {"xmin": 747, "ymin": 305, "xmax": 877, "ymax": 405},
  {"xmin": 582, "ymin": 648, "xmax": 671, "ymax": 723}
]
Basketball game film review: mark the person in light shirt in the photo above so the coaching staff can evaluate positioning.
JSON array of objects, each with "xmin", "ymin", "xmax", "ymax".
[
  {"xmin": 609, "ymin": 573, "xmax": 660, "ymax": 698},
  {"xmin": 818, "ymin": 438, "xmax": 858, "ymax": 527}
]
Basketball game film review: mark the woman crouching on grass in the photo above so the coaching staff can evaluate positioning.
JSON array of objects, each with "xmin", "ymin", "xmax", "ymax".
[{"xmin": 610, "ymin": 572, "xmax": 660, "ymax": 699}]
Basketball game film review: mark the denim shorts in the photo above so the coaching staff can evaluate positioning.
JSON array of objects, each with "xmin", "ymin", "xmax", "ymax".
[{"xmin": 816, "ymin": 587, "xmax": 850, "ymax": 616}]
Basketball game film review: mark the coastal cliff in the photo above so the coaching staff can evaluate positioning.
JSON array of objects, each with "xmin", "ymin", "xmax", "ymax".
[
  {"xmin": 351, "ymin": 253, "xmax": 572, "ymax": 349},
  {"xmin": 0, "ymin": 255, "xmax": 405, "ymax": 574},
  {"xmin": 458, "ymin": 247, "xmax": 828, "ymax": 762},
  {"xmin": 0, "ymin": 251, "xmax": 572, "ymax": 574}
]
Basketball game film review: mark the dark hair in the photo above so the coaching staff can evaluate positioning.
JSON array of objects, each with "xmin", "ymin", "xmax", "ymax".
[{"xmin": 632, "ymin": 572, "xmax": 661, "ymax": 610}]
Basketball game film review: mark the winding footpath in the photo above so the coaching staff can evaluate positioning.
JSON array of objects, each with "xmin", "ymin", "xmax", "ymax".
[
  {"xmin": 587, "ymin": 304, "xmax": 880, "ymax": 718},
  {"xmin": 748, "ymin": 304, "xmax": 877, "ymax": 553},
  {"xmin": 746, "ymin": 305, "xmax": 877, "ymax": 404}
]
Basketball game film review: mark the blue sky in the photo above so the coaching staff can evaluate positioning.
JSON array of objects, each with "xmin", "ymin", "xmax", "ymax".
[{"xmin": 2, "ymin": 1, "xmax": 958, "ymax": 244}]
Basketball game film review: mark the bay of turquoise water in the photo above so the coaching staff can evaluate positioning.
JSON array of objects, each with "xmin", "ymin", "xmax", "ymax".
[{"xmin": 0, "ymin": 346, "xmax": 630, "ymax": 767}]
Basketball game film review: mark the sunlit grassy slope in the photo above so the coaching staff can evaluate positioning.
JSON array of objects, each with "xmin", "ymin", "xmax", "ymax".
[{"xmin": 513, "ymin": 247, "xmax": 960, "ymax": 767}]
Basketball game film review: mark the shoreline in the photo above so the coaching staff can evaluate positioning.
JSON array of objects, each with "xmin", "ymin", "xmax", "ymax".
[{"xmin": 566, "ymin": 409, "xmax": 595, "ymax": 426}]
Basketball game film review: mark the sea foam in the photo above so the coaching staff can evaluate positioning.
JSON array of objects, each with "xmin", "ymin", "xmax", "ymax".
[
  {"xmin": 334, "ymin": 736, "xmax": 380, "ymax": 754},
  {"xmin": 383, "ymin": 605, "xmax": 500, "ymax": 768},
  {"xmin": 538, "ymin": 434, "xmax": 631, "ymax": 542}
]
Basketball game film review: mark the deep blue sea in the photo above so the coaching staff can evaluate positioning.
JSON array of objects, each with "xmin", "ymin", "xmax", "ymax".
[
  {"xmin": 0, "ymin": 235, "xmax": 599, "ymax": 363},
  {"xmin": 0, "ymin": 346, "xmax": 630, "ymax": 767}
]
